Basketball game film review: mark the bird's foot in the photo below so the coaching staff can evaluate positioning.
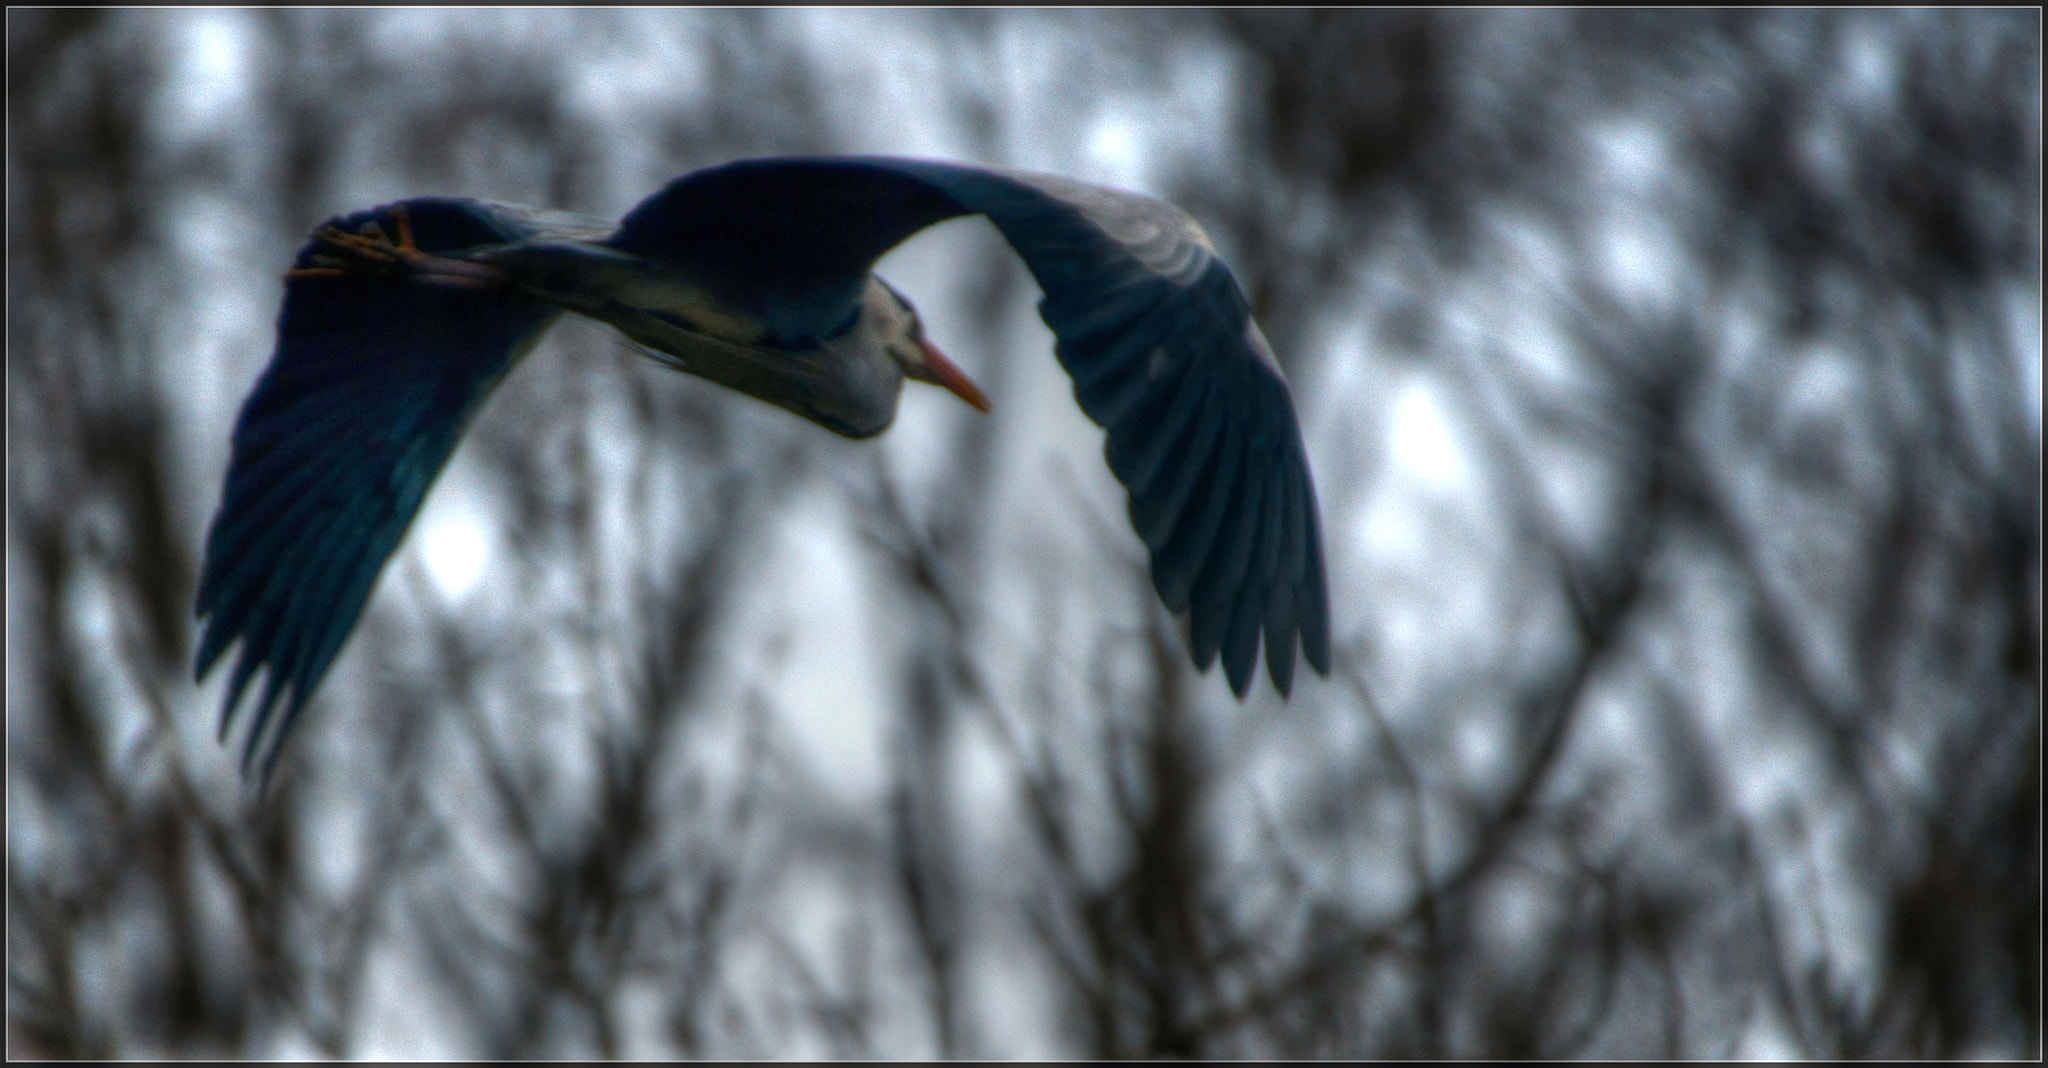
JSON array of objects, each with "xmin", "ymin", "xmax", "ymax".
[{"xmin": 284, "ymin": 205, "xmax": 505, "ymax": 290}]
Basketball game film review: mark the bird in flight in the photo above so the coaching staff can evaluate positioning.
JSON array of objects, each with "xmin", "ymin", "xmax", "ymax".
[{"xmin": 195, "ymin": 156, "xmax": 1330, "ymax": 781}]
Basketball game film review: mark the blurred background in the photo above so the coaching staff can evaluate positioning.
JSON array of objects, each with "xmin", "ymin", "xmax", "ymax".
[{"xmin": 6, "ymin": 9, "xmax": 2038, "ymax": 1058}]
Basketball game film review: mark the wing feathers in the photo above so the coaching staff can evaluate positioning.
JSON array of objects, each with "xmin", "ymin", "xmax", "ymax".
[
  {"xmin": 605, "ymin": 157, "xmax": 1330, "ymax": 694},
  {"xmin": 1107, "ymin": 378, "xmax": 1212, "ymax": 526},
  {"xmin": 1155, "ymin": 423, "xmax": 1244, "ymax": 617},
  {"xmin": 195, "ymin": 198, "xmax": 559, "ymax": 779}
]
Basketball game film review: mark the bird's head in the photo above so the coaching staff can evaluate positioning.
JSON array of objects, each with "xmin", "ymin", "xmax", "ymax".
[{"xmin": 864, "ymin": 278, "xmax": 991, "ymax": 414}]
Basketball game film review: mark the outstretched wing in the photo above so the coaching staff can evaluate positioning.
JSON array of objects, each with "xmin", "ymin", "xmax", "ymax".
[
  {"xmin": 195, "ymin": 198, "xmax": 562, "ymax": 781},
  {"xmin": 611, "ymin": 158, "xmax": 1330, "ymax": 695}
]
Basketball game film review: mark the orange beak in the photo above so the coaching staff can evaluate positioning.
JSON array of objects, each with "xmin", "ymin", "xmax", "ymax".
[{"xmin": 911, "ymin": 337, "xmax": 992, "ymax": 413}]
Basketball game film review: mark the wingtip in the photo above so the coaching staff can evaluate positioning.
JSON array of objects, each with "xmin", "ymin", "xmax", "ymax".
[
  {"xmin": 1299, "ymin": 569, "xmax": 1331, "ymax": 678},
  {"xmin": 1267, "ymin": 644, "xmax": 1296, "ymax": 699},
  {"xmin": 1226, "ymin": 666, "xmax": 1252, "ymax": 700},
  {"xmin": 1221, "ymin": 633, "xmax": 1256, "ymax": 699},
  {"xmin": 1307, "ymin": 643, "xmax": 1332, "ymax": 678}
]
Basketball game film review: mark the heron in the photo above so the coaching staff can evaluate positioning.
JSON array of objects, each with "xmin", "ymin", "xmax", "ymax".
[{"xmin": 195, "ymin": 156, "xmax": 1331, "ymax": 781}]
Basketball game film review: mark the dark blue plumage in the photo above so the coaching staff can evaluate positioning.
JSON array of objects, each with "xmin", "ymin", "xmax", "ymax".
[
  {"xmin": 196, "ymin": 200, "xmax": 559, "ymax": 779},
  {"xmin": 197, "ymin": 157, "xmax": 1330, "ymax": 783}
]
